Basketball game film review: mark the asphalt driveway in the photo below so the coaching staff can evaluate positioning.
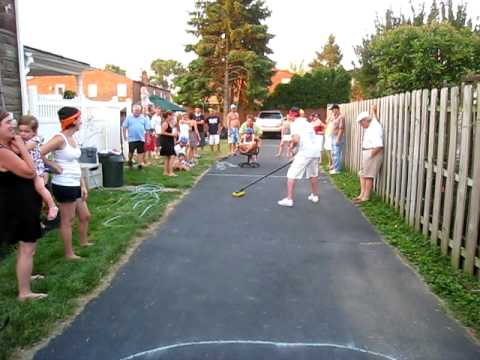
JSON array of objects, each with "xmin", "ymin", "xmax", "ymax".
[{"xmin": 35, "ymin": 140, "xmax": 480, "ymax": 360}]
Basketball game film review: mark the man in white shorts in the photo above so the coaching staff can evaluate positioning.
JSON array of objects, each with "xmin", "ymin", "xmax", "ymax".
[
  {"xmin": 278, "ymin": 107, "xmax": 322, "ymax": 207},
  {"xmin": 206, "ymin": 109, "xmax": 223, "ymax": 152}
]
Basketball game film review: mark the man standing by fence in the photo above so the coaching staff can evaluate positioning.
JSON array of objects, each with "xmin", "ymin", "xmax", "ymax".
[
  {"xmin": 329, "ymin": 104, "xmax": 345, "ymax": 174},
  {"xmin": 123, "ymin": 104, "xmax": 149, "ymax": 169},
  {"xmin": 353, "ymin": 106, "xmax": 384, "ymax": 204}
]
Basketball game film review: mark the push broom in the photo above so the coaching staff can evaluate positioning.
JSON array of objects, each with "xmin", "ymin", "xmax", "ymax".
[{"xmin": 232, "ymin": 159, "xmax": 294, "ymax": 198}]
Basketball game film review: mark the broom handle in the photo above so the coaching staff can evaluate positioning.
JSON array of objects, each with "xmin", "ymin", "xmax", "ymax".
[{"xmin": 240, "ymin": 159, "xmax": 294, "ymax": 191}]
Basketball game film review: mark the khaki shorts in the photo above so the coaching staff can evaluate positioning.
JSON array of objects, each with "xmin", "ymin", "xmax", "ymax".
[
  {"xmin": 359, "ymin": 149, "xmax": 383, "ymax": 178},
  {"xmin": 287, "ymin": 155, "xmax": 319, "ymax": 179}
]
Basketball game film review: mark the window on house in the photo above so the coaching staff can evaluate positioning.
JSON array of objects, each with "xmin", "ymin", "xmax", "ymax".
[
  {"xmin": 117, "ymin": 83, "xmax": 127, "ymax": 97},
  {"xmin": 88, "ymin": 84, "xmax": 98, "ymax": 98},
  {"xmin": 55, "ymin": 84, "xmax": 65, "ymax": 95}
]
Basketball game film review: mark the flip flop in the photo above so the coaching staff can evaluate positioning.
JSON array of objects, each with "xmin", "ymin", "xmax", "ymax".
[
  {"xmin": 18, "ymin": 293, "xmax": 48, "ymax": 302},
  {"xmin": 31, "ymin": 274, "xmax": 45, "ymax": 281}
]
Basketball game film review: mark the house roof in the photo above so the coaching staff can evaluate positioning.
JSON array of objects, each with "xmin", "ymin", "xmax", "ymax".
[
  {"xmin": 24, "ymin": 46, "xmax": 91, "ymax": 76},
  {"xmin": 150, "ymin": 95, "xmax": 185, "ymax": 112}
]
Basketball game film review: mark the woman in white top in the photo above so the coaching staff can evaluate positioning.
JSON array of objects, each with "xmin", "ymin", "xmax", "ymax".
[{"xmin": 41, "ymin": 107, "xmax": 92, "ymax": 260}]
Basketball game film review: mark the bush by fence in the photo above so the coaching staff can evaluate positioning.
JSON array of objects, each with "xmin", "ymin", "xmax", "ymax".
[{"xmin": 341, "ymin": 84, "xmax": 480, "ymax": 277}]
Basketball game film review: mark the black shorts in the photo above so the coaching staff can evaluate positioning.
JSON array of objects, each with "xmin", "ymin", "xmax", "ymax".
[
  {"xmin": 129, "ymin": 141, "xmax": 145, "ymax": 154},
  {"xmin": 52, "ymin": 184, "xmax": 81, "ymax": 203}
]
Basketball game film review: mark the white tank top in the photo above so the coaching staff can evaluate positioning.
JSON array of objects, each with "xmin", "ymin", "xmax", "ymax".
[
  {"xmin": 179, "ymin": 122, "xmax": 190, "ymax": 138},
  {"xmin": 51, "ymin": 133, "xmax": 82, "ymax": 187}
]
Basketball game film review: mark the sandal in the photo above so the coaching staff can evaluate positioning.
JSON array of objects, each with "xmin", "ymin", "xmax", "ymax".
[
  {"xmin": 18, "ymin": 293, "xmax": 48, "ymax": 302},
  {"xmin": 31, "ymin": 274, "xmax": 45, "ymax": 281}
]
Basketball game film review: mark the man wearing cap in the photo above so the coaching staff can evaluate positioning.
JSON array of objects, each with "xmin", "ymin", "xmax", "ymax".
[
  {"xmin": 353, "ymin": 106, "xmax": 384, "ymax": 204},
  {"xmin": 278, "ymin": 107, "xmax": 322, "ymax": 207},
  {"xmin": 328, "ymin": 104, "xmax": 345, "ymax": 174},
  {"xmin": 227, "ymin": 104, "xmax": 240, "ymax": 155}
]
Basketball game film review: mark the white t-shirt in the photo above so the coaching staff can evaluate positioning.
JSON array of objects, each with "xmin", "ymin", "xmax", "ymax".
[
  {"xmin": 151, "ymin": 115, "xmax": 162, "ymax": 134},
  {"xmin": 362, "ymin": 118, "xmax": 384, "ymax": 149},
  {"xmin": 290, "ymin": 117, "xmax": 322, "ymax": 158}
]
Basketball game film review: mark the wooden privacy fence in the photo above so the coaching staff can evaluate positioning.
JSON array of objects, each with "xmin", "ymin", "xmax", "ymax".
[{"xmin": 340, "ymin": 84, "xmax": 480, "ymax": 277}]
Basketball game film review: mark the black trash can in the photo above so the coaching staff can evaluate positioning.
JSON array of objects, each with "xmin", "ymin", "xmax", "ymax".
[{"xmin": 98, "ymin": 153, "xmax": 124, "ymax": 188}]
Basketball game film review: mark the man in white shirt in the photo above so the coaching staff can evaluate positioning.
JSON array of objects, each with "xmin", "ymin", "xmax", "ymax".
[
  {"xmin": 353, "ymin": 107, "xmax": 384, "ymax": 204},
  {"xmin": 278, "ymin": 107, "xmax": 322, "ymax": 207}
]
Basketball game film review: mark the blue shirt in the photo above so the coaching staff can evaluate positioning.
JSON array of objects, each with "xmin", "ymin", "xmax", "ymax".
[{"xmin": 122, "ymin": 114, "xmax": 149, "ymax": 142}]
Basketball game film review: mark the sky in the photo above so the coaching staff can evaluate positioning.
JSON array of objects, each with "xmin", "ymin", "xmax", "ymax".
[{"xmin": 18, "ymin": 0, "xmax": 480, "ymax": 80}]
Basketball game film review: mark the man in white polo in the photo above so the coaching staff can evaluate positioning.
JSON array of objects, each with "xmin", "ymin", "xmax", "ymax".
[
  {"xmin": 353, "ymin": 106, "xmax": 384, "ymax": 204},
  {"xmin": 278, "ymin": 107, "xmax": 322, "ymax": 207}
]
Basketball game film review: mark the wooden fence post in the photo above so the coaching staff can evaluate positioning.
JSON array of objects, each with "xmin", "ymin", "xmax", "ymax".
[
  {"xmin": 422, "ymin": 88, "xmax": 438, "ymax": 237},
  {"xmin": 451, "ymin": 85, "xmax": 473, "ymax": 270},
  {"xmin": 463, "ymin": 83, "xmax": 480, "ymax": 274},
  {"xmin": 441, "ymin": 86, "xmax": 459, "ymax": 254}
]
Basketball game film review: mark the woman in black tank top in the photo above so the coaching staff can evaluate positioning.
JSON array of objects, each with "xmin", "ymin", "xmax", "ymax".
[
  {"xmin": 0, "ymin": 111, "xmax": 46, "ymax": 301},
  {"xmin": 159, "ymin": 112, "xmax": 177, "ymax": 176}
]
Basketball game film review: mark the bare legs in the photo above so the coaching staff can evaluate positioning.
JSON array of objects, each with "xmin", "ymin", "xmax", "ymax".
[
  {"xmin": 163, "ymin": 156, "xmax": 176, "ymax": 176},
  {"xmin": 17, "ymin": 241, "xmax": 47, "ymax": 300},
  {"xmin": 33, "ymin": 175, "xmax": 58, "ymax": 220},
  {"xmin": 58, "ymin": 198, "xmax": 91, "ymax": 259},
  {"xmin": 354, "ymin": 176, "xmax": 374, "ymax": 202}
]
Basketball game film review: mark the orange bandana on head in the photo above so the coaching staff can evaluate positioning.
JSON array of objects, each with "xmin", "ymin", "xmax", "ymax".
[{"xmin": 60, "ymin": 111, "xmax": 81, "ymax": 130}]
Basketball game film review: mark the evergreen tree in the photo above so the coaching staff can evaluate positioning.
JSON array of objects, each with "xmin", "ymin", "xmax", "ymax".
[
  {"xmin": 179, "ymin": 0, "xmax": 274, "ymax": 115},
  {"xmin": 309, "ymin": 34, "xmax": 343, "ymax": 70}
]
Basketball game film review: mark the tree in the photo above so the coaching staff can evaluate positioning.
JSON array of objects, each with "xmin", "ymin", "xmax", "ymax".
[
  {"xmin": 363, "ymin": 23, "xmax": 480, "ymax": 96},
  {"xmin": 355, "ymin": 0, "xmax": 480, "ymax": 98},
  {"xmin": 264, "ymin": 67, "xmax": 351, "ymax": 110},
  {"xmin": 289, "ymin": 60, "xmax": 306, "ymax": 76},
  {"xmin": 309, "ymin": 34, "xmax": 343, "ymax": 70},
  {"xmin": 104, "ymin": 64, "xmax": 126, "ymax": 76},
  {"xmin": 180, "ymin": 0, "xmax": 274, "ymax": 115},
  {"xmin": 174, "ymin": 58, "xmax": 214, "ymax": 107},
  {"xmin": 150, "ymin": 59, "xmax": 185, "ymax": 90}
]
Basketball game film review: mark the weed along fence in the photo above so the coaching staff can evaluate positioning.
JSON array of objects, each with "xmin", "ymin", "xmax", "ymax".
[{"xmin": 341, "ymin": 84, "xmax": 480, "ymax": 277}]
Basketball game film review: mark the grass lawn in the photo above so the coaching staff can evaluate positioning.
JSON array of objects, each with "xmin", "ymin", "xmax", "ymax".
[
  {"xmin": 325, "ymin": 166, "xmax": 480, "ymax": 340},
  {"xmin": 0, "ymin": 145, "xmax": 228, "ymax": 360}
]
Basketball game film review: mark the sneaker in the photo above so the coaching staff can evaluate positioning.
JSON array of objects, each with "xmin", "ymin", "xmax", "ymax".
[
  {"xmin": 308, "ymin": 194, "xmax": 319, "ymax": 203},
  {"xmin": 277, "ymin": 198, "xmax": 293, "ymax": 207}
]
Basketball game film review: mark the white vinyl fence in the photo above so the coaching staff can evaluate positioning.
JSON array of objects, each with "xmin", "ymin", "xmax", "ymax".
[{"xmin": 28, "ymin": 92, "xmax": 131, "ymax": 152}]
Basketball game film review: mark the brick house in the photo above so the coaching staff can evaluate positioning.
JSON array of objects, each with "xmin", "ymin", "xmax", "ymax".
[
  {"xmin": 27, "ymin": 68, "xmax": 134, "ymax": 102},
  {"xmin": 269, "ymin": 69, "xmax": 294, "ymax": 94},
  {"xmin": 28, "ymin": 68, "xmax": 172, "ymax": 104}
]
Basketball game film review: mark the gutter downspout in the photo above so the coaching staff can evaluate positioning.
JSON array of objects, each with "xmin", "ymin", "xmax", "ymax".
[{"xmin": 15, "ymin": 0, "xmax": 28, "ymax": 114}]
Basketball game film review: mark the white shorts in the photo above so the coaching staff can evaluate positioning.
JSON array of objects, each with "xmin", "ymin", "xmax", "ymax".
[
  {"xmin": 282, "ymin": 134, "xmax": 292, "ymax": 142},
  {"xmin": 324, "ymin": 134, "xmax": 333, "ymax": 151},
  {"xmin": 287, "ymin": 155, "xmax": 320, "ymax": 179},
  {"xmin": 209, "ymin": 134, "xmax": 220, "ymax": 145},
  {"xmin": 315, "ymin": 134, "xmax": 324, "ymax": 152}
]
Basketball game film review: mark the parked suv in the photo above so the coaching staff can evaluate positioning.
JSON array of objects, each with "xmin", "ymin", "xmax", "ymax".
[{"xmin": 255, "ymin": 110, "xmax": 284, "ymax": 134}]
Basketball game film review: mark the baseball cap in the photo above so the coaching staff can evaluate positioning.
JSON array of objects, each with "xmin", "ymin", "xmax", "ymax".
[
  {"xmin": 230, "ymin": 104, "xmax": 237, "ymax": 110},
  {"xmin": 329, "ymin": 104, "xmax": 340, "ymax": 110},
  {"xmin": 356, "ymin": 111, "xmax": 370, "ymax": 123},
  {"xmin": 288, "ymin": 107, "xmax": 300, "ymax": 117}
]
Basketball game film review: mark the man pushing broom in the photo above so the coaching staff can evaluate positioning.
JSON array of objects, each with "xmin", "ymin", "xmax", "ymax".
[{"xmin": 277, "ymin": 107, "xmax": 322, "ymax": 207}]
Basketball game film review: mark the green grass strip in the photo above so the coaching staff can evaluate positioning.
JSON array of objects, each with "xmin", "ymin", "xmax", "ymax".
[
  {"xmin": 0, "ymin": 146, "xmax": 229, "ymax": 360},
  {"xmin": 326, "ymin": 168, "xmax": 480, "ymax": 339}
]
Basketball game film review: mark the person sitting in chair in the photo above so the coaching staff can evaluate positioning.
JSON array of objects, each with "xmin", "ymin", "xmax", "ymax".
[{"xmin": 239, "ymin": 127, "xmax": 256, "ymax": 152}]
